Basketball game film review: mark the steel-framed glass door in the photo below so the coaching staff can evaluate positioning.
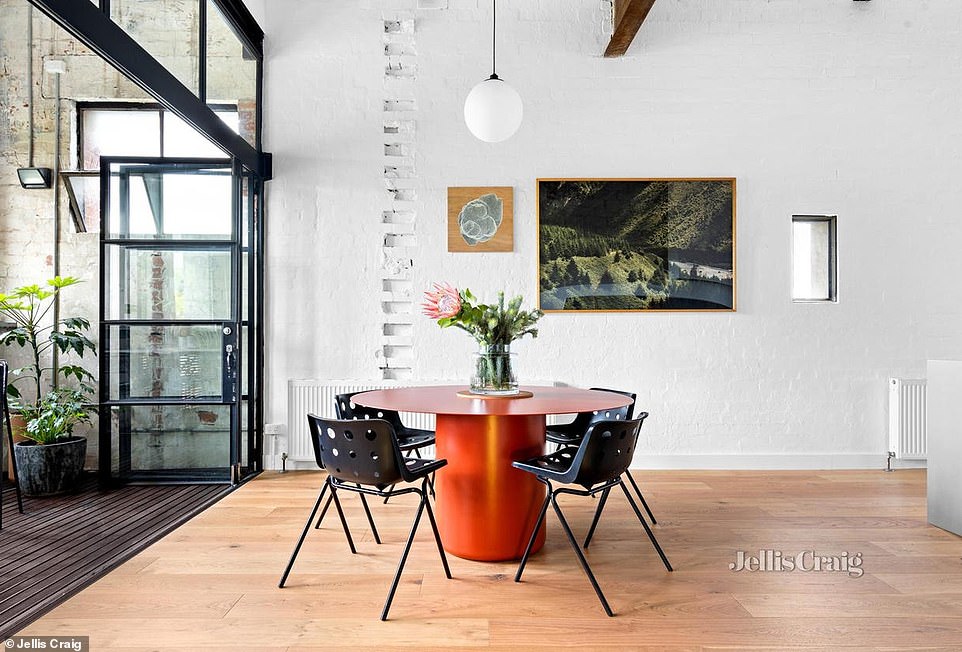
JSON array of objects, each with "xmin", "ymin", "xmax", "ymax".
[{"xmin": 98, "ymin": 157, "xmax": 260, "ymax": 484}]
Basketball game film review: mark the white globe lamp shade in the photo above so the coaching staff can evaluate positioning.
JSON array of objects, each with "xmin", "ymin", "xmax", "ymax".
[{"xmin": 464, "ymin": 76, "xmax": 523, "ymax": 143}]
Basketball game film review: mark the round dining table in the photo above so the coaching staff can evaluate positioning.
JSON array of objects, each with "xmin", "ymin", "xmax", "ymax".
[{"xmin": 352, "ymin": 385, "xmax": 633, "ymax": 562}]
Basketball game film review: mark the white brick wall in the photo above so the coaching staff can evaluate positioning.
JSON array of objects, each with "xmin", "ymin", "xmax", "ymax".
[{"xmin": 254, "ymin": 1, "xmax": 960, "ymax": 467}]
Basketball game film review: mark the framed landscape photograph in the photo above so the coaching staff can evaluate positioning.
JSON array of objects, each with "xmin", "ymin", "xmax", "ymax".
[{"xmin": 538, "ymin": 178, "xmax": 736, "ymax": 312}]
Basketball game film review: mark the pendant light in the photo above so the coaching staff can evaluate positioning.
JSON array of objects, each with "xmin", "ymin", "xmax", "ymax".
[{"xmin": 463, "ymin": 0, "xmax": 523, "ymax": 143}]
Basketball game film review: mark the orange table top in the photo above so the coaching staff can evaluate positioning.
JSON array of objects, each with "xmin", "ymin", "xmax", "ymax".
[{"xmin": 353, "ymin": 385, "xmax": 632, "ymax": 417}]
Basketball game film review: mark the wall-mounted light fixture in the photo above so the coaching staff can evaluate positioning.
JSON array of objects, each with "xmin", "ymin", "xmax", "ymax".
[{"xmin": 17, "ymin": 166, "xmax": 52, "ymax": 189}]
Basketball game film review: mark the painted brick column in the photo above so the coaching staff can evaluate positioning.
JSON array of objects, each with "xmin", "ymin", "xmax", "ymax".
[{"xmin": 379, "ymin": 14, "xmax": 418, "ymax": 381}]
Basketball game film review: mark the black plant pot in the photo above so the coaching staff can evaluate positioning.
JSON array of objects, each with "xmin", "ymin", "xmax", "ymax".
[{"xmin": 14, "ymin": 436, "xmax": 88, "ymax": 497}]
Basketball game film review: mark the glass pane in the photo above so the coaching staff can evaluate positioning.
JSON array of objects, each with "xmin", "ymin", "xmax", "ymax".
[
  {"xmin": 106, "ymin": 163, "xmax": 233, "ymax": 239},
  {"xmin": 111, "ymin": 2, "xmax": 200, "ymax": 96},
  {"xmin": 792, "ymin": 218, "xmax": 835, "ymax": 301},
  {"xmin": 241, "ymin": 174, "xmax": 251, "ymax": 249},
  {"xmin": 163, "ymin": 110, "xmax": 239, "ymax": 158},
  {"xmin": 62, "ymin": 173, "xmax": 102, "ymax": 233},
  {"xmin": 105, "ymin": 245, "xmax": 233, "ymax": 321},
  {"xmin": 241, "ymin": 399, "xmax": 249, "ymax": 469},
  {"xmin": 105, "ymin": 324, "xmax": 224, "ymax": 401},
  {"xmin": 83, "ymin": 110, "xmax": 160, "ymax": 169},
  {"xmin": 242, "ymin": 250, "xmax": 249, "ymax": 321},
  {"xmin": 206, "ymin": 0, "xmax": 258, "ymax": 146},
  {"xmin": 241, "ymin": 323, "xmax": 249, "ymax": 396},
  {"xmin": 108, "ymin": 405, "xmax": 230, "ymax": 473}
]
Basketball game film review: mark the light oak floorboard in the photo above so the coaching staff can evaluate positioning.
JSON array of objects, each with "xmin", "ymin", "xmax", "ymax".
[{"xmin": 17, "ymin": 469, "xmax": 962, "ymax": 650}]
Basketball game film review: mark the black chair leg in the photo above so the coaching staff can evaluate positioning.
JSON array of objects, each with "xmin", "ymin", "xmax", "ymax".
[
  {"xmin": 551, "ymin": 493, "xmax": 614, "ymax": 617},
  {"xmin": 330, "ymin": 484, "xmax": 357, "ymax": 554},
  {"xmin": 514, "ymin": 493, "xmax": 551, "ymax": 582},
  {"xmin": 618, "ymin": 481, "xmax": 672, "ymax": 572},
  {"xmin": 380, "ymin": 491, "xmax": 427, "ymax": 621},
  {"xmin": 381, "ymin": 483, "xmax": 396, "ymax": 505},
  {"xmin": 624, "ymin": 471, "xmax": 656, "ymax": 525},
  {"xmin": 583, "ymin": 486, "xmax": 611, "ymax": 549},
  {"xmin": 313, "ymin": 491, "xmax": 334, "ymax": 529},
  {"xmin": 421, "ymin": 480, "xmax": 452, "ymax": 578},
  {"xmin": 4, "ymin": 403, "xmax": 24, "ymax": 514},
  {"xmin": 313, "ymin": 483, "xmax": 379, "ymax": 543},
  {"xmin": 278, "ymin": 482, "xmax": 328, "ymax": 587},
  {"xmin": 358, "ymin": 492, "xmax": 382, "ymax": 545}
]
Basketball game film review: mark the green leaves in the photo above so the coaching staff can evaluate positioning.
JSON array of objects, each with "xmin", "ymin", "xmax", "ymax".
[
  {"xmin": 430, "ymin": 286, "xmax": 542, "ymax": 347},
  {"xmin": 0, "ymin": 276, "xmax": 94, "ymax": 409},
  {"xmin": 20, "ymin": 386, "xmax": 95, "ymax": 445},
  {"xmin": 0, "ymin": 326, "xmax": 30, "ymax": 348},
  {"xmin": 48, "ymin": 276, "xmax": 81, "ymax": 290},
  {"xmin": 59, "ymin": 365, "xmax": 95, "ymax": 384},
  {"xmin": 61, "ymin": 316, "xmax": 91, "ymax": 331},
  {"xmin": 50, "ymin": 329, "xmax": 96, "ymax": 357}
]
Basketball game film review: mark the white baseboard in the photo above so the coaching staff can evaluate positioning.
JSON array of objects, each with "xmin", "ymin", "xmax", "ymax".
[
  {"xmin": 629, "ymin": 454, "xmax": 926, "ymax": 471},
  {"xmin": 266, "ymin": 454, "xmax": 926, "ymax": 472}
]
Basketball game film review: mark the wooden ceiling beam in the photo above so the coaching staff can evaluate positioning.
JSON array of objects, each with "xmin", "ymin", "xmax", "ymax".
[{"xmin": 604, "ymin": 0, "xmax": 657, "ymax": 58}]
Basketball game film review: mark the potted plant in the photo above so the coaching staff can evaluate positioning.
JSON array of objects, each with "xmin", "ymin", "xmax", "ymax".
[{"xmin": 0, "ymin": 277, "xmax": 96, "ymax": 496}]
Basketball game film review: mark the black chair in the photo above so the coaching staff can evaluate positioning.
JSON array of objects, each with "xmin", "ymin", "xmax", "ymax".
[
  {"xmin": 0, "ymin": 360, "xmax": 25, "ymax": 529},
  {"xmin": 278, "ymin": 415, "xmax": 451, "ymax": 621},
  {"xmin": 335, "ymin": 391, "xmax": 436, "ymax": 502},
  {"xmin": 513, "ymin": 415, "xmax": 672, "ymax": 617},
  {"xmin": 310, "ymin": 391, "xmax": 437, "ymax": 532},
  {"xmin": 546, "ymin": 387, "xmax": 658, "ymax": 526}
]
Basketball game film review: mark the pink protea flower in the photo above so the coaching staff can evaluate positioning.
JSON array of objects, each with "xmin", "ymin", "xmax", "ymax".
[{"xmin": 421, "ymin": 282, "xmax": 462, "ymax": 319}]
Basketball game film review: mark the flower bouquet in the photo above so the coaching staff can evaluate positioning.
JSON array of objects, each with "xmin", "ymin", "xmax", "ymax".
[{"xmin": 422, "ymin": 283, "xmax": 543, "ymax": 395}]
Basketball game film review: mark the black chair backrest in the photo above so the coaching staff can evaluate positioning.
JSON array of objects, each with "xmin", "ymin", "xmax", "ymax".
[
  {"xmin": 564, "ymin": 387, "xmax": 636, "ymax": 432},
  {"xmin": 335, "ymin": 391, "xmax": 407, "ymax": 434},
  {"xmin": 307, "ymin": 414, "xmax": 406, "ymax": 490},
  {"xmin": 567, "ymin": 414, "xmax": 648, "ymax": 489}
]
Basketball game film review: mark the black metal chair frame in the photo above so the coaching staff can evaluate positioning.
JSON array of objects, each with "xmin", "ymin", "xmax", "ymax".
[
  {"xmin": 0, "ymin": 360, "xmax": 25, "ymax": 528},
  {"xmin": 333, "ymin": 391, "xmax": 436, "ymax": 507},
  {"xmin": 279, "ymin": 415, "xmax": 451, "ymax": 621},
  {"xmin": 546, "ymin": 387, "xmax": 658, "ymax": 527},
  {"xmin": 513, "ymin": 418, "xmax": 672, "ymax": 617}
]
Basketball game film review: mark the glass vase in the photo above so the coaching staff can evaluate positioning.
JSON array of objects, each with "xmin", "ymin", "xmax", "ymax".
[{"xmin": 471, "ymin": 344, "xmax": 519, "ymax": 395}]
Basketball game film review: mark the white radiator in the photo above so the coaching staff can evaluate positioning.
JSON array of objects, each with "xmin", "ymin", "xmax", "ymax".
[
  {"xmin": 888, "ymin": 378, "xmax": 927, "ymax": 460},
  {"xmin": 287, "ymin": 380, "xmax": 437, "ymax": 462}
]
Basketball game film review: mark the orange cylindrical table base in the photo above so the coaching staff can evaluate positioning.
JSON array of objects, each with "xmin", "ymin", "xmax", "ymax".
[{"xmin": 434, "ymin": 413, "xmax": 547, "ymax": 561}]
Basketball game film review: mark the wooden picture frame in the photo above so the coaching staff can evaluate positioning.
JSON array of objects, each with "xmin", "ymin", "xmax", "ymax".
[
  {"xmin": 537, "ymin": 178, "xmax": 736, "ymax": 312},
  {"xmin": 447, "ymin": 186, "xmax": 514, "ymax": 253}
]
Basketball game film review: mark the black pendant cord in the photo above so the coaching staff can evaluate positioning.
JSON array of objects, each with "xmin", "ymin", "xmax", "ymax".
[{"xmin": 490, "ymin": 0, "xmax": 498, "ymax": 80}]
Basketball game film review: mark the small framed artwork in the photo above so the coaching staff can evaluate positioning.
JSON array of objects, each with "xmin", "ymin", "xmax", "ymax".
[
  {"xmin": 538, "ymin": 178, "xmax": 736, "ymax": 312},
  {"xmin": 448, "ymin": 186, "xmax": 514, "ymax": 252}
]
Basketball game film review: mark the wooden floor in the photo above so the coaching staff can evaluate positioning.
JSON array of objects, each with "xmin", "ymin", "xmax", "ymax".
[
  {"xmin": 0, "ymin": 474, "xmax": 230, "ymax": 638},
  {"xmin": 16, "ymin": 468, "xmax": 962, "ymax": 650}
]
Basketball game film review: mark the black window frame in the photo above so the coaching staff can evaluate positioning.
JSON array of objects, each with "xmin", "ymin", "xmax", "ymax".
[
  {"xmin": 76, "ymin": 101, "xmax": 241, "ymax": 172},
  {"xmin": 30, "ymin": 0, "xmax": 269, "ymax": 177}
]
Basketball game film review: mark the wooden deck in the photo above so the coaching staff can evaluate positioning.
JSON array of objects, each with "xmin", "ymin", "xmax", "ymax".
[
  {"xmin": 16, "ymin": 469, "xmax": 962, "ymax": 649},
  {"xmin": 0, "ymin": 474, "xmax": 230, "ymax": 638}
]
